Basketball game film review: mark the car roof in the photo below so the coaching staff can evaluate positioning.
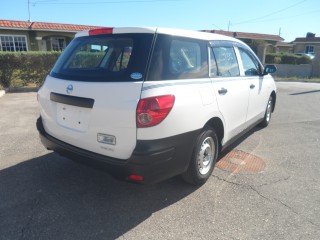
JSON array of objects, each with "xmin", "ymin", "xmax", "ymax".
[{"xmin": 75, "ymin": 27, "xmax": 241, "ymax": 43}]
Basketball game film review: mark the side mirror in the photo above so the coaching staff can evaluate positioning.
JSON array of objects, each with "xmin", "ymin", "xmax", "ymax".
[{"xmin": 263, "ymin": 65, "xmax": 277, "ymax": 75}]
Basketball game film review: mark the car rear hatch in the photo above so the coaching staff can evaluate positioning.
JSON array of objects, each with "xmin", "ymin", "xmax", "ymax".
[{"xmin": 38, "ymin": 28, "xmax": 156, "ymax": 160}]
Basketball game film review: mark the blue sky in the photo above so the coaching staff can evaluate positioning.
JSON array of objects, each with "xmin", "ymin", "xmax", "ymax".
[{"xmin": 1, "ymin": 0, "xmax": 319, "ymax": 42}]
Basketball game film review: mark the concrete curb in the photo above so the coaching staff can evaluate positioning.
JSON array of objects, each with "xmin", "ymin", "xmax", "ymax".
[
  {"xmin": 7, "ymin": 87, "xmax": 39, "ymax": 93},
  {"xmin": 0, "ymin": 87, "xmax": 39, "ymax": 98},
  {"xmin": 0, "ymin": 90, "xmax": 5, "ymax": 98}
]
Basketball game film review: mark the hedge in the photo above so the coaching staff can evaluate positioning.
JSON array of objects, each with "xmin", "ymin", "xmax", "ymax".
[
  {"xmin": 0, "ymin": 51, "xmax": 61, "ymax": 89},
  {"xmin": 69, "ymin": 52, "xmax": 105, "ymax": 68},
  {"xmin": 265, "ymin": 53, "xmax": 312, "ymax": 65}
]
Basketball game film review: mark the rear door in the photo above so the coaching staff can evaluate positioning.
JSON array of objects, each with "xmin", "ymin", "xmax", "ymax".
[
  {"xmin": 209, "ymin": 42, "xmax": 250, "ymax": 144},
  {"xmin": 38, "ymin": 33, "xmax": 154, "ymax": 160}
]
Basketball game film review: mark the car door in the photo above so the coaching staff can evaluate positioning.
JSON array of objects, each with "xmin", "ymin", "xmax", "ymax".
[
  {"xmin": 237, "ymin": 47, "xmax": 269, "ymax": 127},
  {"xmin": 209, "ymin": 42, "xmax": 250, "ymax": 144}
]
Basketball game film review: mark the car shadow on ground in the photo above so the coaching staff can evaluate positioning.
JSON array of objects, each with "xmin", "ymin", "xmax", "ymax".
[
  {"xmin": 0, "ymin": 124, "xmax": 265, "ymax": 239},
  {"xmin": 217, "ymin": 125, "xmax": 263, "ymax": 161},
  {"xmin": 289, "ymin": 89, "xmax": 320, "ymax": 95},
  {"xmin": 0, "ymin": 152, "xmax": 199, "ymax": 239}
]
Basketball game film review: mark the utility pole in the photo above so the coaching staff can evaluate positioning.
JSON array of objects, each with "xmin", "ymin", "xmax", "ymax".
[
  {"xmin": 228, "ymin": 21, "xmax": 231, "ymax": 31},
  {"xmin": 28, "ymin": 0, "xmax": 31, "ymax": 22},
  {"xmin": 279, "ymin": 27, "xmax": 282, "ymax": 36}
]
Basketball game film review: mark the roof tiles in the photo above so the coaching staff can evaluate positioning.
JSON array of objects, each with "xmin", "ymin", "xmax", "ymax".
[
  {"xmin": 0, "ymin": 20, "xmax": 31, "ymax": 29},
  {"xmin": 202, "ymin": 30, "xmax": 284, "ymax": 42},
  {"xmin": 293, "ymin": 37, "xmax": 320, "ymax": 43},
  {"xmin": 0, "ymin": 19, "xmax": 101, "ymax": 32}
]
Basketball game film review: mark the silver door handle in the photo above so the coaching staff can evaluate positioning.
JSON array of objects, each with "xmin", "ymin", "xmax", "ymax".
[{"xmin": 218, "ymin": 88, "xmax": 228, "ymax": 95}]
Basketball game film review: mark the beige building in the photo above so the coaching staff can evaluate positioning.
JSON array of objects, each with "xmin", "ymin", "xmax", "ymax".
[
  {"xmin": 274, "ymin": 41, "xmax": 294, "ymax": 54},
  {"xmin": 292, "ymin": 36, "xmax": 320, "ymax": 55}
]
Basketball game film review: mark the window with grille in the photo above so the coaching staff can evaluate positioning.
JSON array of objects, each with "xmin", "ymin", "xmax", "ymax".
[
  {"xmin": 305, "ymin": 45, "xmax": 314, "ymax": 54},
  {"xmin": 0, "ymin": 35, "xmax": 28, "ymax": 52},
  {"xmin": 51, "ymin": 37, "xmax": 66, "ymax": 51}
]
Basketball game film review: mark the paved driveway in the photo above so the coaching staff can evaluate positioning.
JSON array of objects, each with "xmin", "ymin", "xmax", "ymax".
[{"xmin": 0, "ymin": 82, "xmax": 320, "ymax": 240}]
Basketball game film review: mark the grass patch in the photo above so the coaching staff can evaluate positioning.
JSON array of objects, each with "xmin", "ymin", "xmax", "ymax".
[
  {"xmin": 11, "ymin": 79, "xmax": 37, "ymax": 88},
  {"xmin": 10, "ymin": 70, "xmax": 39, "ymax": 88}
]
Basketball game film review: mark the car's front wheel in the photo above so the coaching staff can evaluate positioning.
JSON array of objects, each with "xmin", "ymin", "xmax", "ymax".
[
  {"xmin": 182, "ymin": 126, "xmax": 219, "ymax": 185},
  {"xmin": 259, "ymin": 96, "xmax": 274, "ymax": 127}
]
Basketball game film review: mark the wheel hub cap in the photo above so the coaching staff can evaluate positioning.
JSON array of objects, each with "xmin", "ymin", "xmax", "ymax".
[
  {"xmin": 266, "ymin": 99, "xmax": 272, "ymax": 122},
  {"xmin": 197, "ymin": 137, "xmax": 215, "ymax": 175}
]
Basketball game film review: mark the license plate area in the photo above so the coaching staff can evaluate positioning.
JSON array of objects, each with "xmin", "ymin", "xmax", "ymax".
[{"xmin": 56, "ymin": 103, "xmax": 91, "ymax": 132}]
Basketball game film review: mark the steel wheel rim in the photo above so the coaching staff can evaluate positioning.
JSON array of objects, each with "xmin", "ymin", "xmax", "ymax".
[
  {"xmin": 266, "ymin": 98, "xmax": 272, "ymax": 122},
  {"xmin": 197, "ymin": 137, "xmax": 215, "ymax": 175}
]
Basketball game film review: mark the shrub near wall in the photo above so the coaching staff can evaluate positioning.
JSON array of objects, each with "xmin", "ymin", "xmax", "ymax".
[
  {"xmin": 266, "ymin": 53, "xmax": 312, "ymax": 65},
  {"xmin": 19, "ymin": 52, "xmax": 61, "ymax": 86},
  {"xmin": 0, "ymin": 52, "xmax": 20, "ymax": 88},
  {"xmin": 0, "ymin": 52, "xmax": 61, "ymax": 89}
]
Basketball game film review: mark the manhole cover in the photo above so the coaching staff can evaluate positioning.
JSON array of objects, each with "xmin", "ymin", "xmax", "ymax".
[{"xmin": 216, "ymin": 150, "xmax": 266, "ymax": 174}]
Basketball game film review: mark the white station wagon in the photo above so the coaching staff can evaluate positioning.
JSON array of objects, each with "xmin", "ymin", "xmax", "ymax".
[{"xmin": 37, "ymin": 27, "xmax": 277, "ymax": 185}]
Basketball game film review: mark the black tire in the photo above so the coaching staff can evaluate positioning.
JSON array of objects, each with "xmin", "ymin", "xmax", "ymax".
[
  {"xmin": 259, "ymin": 96, "xmax": 273, "ymax": 128},
  {"xmin": 182, "ymin": 126, "xmax": 219, "ymax": 186}
]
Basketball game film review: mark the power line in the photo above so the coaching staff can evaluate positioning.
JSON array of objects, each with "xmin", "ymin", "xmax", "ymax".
[
  {"xmin": 232, "ymin": 0, "xmax": 307, "ymax": 26},
  {"xmin": 31, "ymin": 0, "xmax": 183, "ymax": 5},
  {"xmin": 212, "ymin": 23, "xmax": 223, "ymax": 31},
  {"xmin": 236, "ymin": 8, "xmax": 320, "ymax": 25}
]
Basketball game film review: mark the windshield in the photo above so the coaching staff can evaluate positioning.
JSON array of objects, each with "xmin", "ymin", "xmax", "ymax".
[{"xmin": 50, "ymin": 33, "xmax": 154, "ymax": 82}]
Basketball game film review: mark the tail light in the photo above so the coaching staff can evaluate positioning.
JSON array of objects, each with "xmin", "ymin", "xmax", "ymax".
[{"xmin": 137, "ymin": 95, "xmax": 175, "ymax": 128}]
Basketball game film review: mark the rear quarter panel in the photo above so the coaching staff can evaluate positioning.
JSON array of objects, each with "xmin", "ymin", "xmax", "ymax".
[{"xmin": 138, "ymin": 79, "xmax": 224, "ymax": 140}]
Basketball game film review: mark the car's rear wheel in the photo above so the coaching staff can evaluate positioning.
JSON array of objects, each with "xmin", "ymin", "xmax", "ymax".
[
  {"xmin": 182, "ymin": 126, "xmax": 218, "ymax": 185},
  {"xmin": 259, "ymin": 96, "xmax": 273, "ymax": 127}
]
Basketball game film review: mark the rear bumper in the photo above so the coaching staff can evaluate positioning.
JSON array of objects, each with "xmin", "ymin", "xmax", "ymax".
[{"xmin": 36, "ymin": 117, "xmax": 199, "ymax": 184}]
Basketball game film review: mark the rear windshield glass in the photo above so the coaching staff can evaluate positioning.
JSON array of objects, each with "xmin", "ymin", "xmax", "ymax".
[{"xmin": 50, "ymin": 33, "xmax": 154, "ymax": 82}]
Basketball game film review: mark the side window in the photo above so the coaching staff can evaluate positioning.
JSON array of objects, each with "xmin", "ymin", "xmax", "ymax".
[
  {"xmin": 113, "ymin": 46, "xmax": 132, "ymax": 71},
  {"xmin": 147, "ymin": 35, "xmax": 208, "ymax": 81},
  {"xmin": 209, "ymin": 47, "xmax": 218, "ymax": 77},
  {"xmin": 169, "ymin": 40, "xmax": 201, "ymax": 75},
  {"xmin": 212, "ymin": 46, "xmax": 239, "ymax": 77},
  {"xmin": 238, "ymin": 48, "xmax": 260, "ymax": 76}
]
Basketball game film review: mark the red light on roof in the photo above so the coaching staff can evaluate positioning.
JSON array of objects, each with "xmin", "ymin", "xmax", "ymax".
[
  {"xmin": 128, "ymin": 174, "xmax": 144, "ymax": 182},
  {"xmin": 89, "ymin": 28, "xmax": 113, "ymax": 35}
]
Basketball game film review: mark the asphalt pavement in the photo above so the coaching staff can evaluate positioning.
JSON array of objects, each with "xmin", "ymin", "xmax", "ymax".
[{"xmin": 0, "ymin": 82, "xmax": 320, "ymax": 240}]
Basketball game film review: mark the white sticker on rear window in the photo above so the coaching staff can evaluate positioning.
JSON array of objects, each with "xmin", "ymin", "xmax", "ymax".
[{"xmin": 130, "ymin": 72, "xmax": 143, "ymax": 80}]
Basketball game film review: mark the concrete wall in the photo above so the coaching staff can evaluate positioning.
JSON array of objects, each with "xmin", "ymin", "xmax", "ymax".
[
  {"xmin": 269, "ymin": 46, "xmax": 320, "ymax": 78},
  {"xmin": 271, "ymin": 64, "xmax": 312, "ymax": 78},
  {"xmin": 312, "ymin": 46, "xmax": 320, "ymax": 78}
]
